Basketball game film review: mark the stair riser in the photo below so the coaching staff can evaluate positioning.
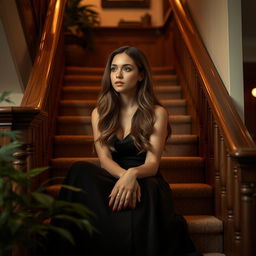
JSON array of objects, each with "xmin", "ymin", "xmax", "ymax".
[
  {"xmin": 61, "ymin": 89, "xmax": 181, "ymax": 100},
  {"xmin": 56, "ymin": 120, "xmax": 192, "ymax": 135},
  {"xmin": 51, "ymin": 165, "xmax": 204, "ymax": 184},
  {"xmin": 190, "ymin": 234, "xmax": 223, "ymax": 253},
  {"xmin": 64, "ymin": 78, "xmax": 101, "ymax": 86},
  {"xmin": 65, "ymin": 67, "xmax": 175, "ymax": 76},
  {"xmin": 173, "ymin": 198, "xmax": 213, "ymax": 215},
  {"xmin": 54, "ymin": 141, "xmax": 198, "ymax": 157},
  {"xmin": 160, "ymin": 167, "xmax": 204, "ymax": 183},
  {"xmin": 64, "ymin": 77, "xmax": 178, "ymax": 87},
  {"xmin": 59, "ymin": 103, "xmax": 187, "ymax": 116}
]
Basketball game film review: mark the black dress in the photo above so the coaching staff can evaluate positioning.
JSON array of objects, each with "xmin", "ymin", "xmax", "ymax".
[{"xmin": 47, "ymin": 135, "xmax": 201, "ymax": 256}]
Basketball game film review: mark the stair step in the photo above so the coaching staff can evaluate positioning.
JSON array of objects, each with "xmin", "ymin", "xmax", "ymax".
[
  {"xmin": 56, "ymin": 115, "xmax": 192, "ymax": 135},
  {"xmin": 160, "ymin": 156, "xmax": 204, "ymax": 183},
  {"xmin": 161, "ymin": 99, "xmax": 187, "ymax": 115},
  {"xmin": 53, "ymin": 135, "xmax": 198, "ymax": 158},
  {"xmin": 50, "ymin": 156, "xmax": 204, "ymax": 183},
  {"xmin": 64, "ymin": 74, "xmax": 178, "ymax": 87},
  {"xmin": 64, "ymin": 75, "xmax": 101, "ymax": 86},
  {"xmin": 65, "ymin": 66, "xmax": 175, "ymax": 76},
  {"xmin": 59, "ymin": 100, "xmax": 95, "ymax": 116},
  {"xmin": 185, "ymin": 216, "xmax": 223, "ymax": 254},
  {"xmin": 172, "ymin": 183, "xmax": 213, "ymax": 215},
  {"xmin": 59, "ymin": 99, "xmax": 187, "ymax": 116},
  {"xmin": 61, "ymin": 85, "xmax": 182, "ymax": 100}
]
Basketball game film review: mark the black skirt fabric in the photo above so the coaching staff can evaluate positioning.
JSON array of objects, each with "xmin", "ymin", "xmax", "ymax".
[{"xmin": 43, "ymin": 135, "xmax": 201, "ymax": 256}]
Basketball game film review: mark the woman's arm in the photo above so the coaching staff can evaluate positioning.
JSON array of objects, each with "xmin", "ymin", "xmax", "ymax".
[
  {"xmin": 91, "ymin": 108, "xmax": 141, "ymax": 210},
  {"xmin": 91, "ymin": 108, "xmax": 126, "ymax": 178},
  {"xmin": 109, "ymin": 105, "xmax": 168, "ymax": 211},
  {"xmin": 128, "ymin": 105, "xmax": 168, "ymax": 178}
]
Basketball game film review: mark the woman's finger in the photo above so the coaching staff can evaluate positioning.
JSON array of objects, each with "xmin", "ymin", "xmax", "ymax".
[
  {"xmin": 123, "ymin": 191, "xmax": 131, "ymax": 209},
  {"xmin": 108, "ymin": 188, "xmax": 117, "ymax": 207},
  {"xmin": 117, "ymin": 192, "xmax": 127, "ymax": 211},
  {"xmin": 137, "ymin": 184, "xmax": 141, "ymax": 202},
  {"xmin": 112, "ymin": 191, "xmax": 122, "ymax": 211}
]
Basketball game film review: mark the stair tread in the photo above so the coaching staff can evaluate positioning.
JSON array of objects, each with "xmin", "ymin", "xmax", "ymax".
[
  {"xmin": 57, "ymin": 115, "xmax": 192, "ymax": 123},
  {"xmin": 54, "ymin": 134, "xmax": 198, "ymax": 142},
  {"xmin": 51, "ymin": 156, "xmax": 204, "ymax": 164},
  {"xmin": 171, "ymin": 183, "xmax": 213, "ymax": 198},
  {"xmin": 65, "ymin": 74, "xmax": 177, "ymax": 80},
  {"xmin": 60, "ymin": 98, "xmax": 187, "ymax": 105}
]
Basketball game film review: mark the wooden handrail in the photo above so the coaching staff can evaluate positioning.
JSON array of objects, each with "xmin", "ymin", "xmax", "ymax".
[
  {"xmin": 169, "ymin": 1, "xmax": 256, "ymax": 255},
  {"xmin": 21, "ymin": 0, "xmax": 66, "ymax": 109},
  {"xmin": 169, "ymin": 0, "xmax": 256, "ymax": 160},
  {"xmin": 0, "ymin": 0, "xmax": 66, "ymax": 187}
]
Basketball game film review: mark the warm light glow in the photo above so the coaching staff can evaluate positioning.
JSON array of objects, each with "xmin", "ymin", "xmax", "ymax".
[{"xmin": 252, "ymin": 88, "xmax": 256, "ymax": 98}]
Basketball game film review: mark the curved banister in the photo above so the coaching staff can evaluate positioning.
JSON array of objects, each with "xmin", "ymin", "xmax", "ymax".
[
  {"xmin": 21, "ymin": 0, "xmax": 66, "ymax": 109},
  {"xmin": 169, "ymin": 0, "xmax": 256, "ymax": 159}
]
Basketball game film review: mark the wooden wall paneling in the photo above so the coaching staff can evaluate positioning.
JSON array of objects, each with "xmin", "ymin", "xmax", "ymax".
[{"xmin": 65, "ymin": 26, "xmax": 174, "ymax": 67}]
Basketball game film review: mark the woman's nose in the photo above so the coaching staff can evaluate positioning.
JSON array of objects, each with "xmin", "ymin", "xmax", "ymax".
[{"xmin": 116, "ymin": 69, "xmax": 123, "ymax": 78}]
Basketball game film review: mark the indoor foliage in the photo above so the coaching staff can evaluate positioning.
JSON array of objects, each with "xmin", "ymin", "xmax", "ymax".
[{"xmin": 0, "ymin": 92, "xmax": 95, "ymax": 255}]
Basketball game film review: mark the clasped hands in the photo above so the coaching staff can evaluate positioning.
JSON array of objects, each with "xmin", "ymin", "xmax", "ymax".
[{"xmin": 109, "ymin": 168, "xmax": 141, "ymax": 212}]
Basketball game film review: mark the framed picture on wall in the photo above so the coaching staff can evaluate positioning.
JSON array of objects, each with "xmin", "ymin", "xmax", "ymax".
[{"xmin": 102, "ymin": 0, "xmax": 150, "ymax": 8}]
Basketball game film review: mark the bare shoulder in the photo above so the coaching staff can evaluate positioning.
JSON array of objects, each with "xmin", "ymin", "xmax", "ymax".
[
  {"xmin": 91, "ymin": 107, "xmax": 99, "ymax": 119},
  {"xmin": 154, "ymin": 105, "xmax": 168, "ymax": 120},
  {"xmin": 91, "ymin": 108, "xmax": 99, "ymax": 127}
]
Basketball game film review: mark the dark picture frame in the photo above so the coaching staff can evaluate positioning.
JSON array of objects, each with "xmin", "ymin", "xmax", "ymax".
[{"xmin": 102, "ymin": 0, "xmax": 150, "ymax": 8}]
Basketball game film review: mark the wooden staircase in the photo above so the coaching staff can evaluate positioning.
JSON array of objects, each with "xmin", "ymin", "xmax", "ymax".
[{"xmin": 51, "ymin": 66, "xmax": 225, "ymax": 256}]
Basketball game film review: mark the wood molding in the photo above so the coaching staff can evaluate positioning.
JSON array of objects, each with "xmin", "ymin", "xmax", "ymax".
[
  {"xmin": 169, "ymin": 0, "xmax": 256, "ymax": 160},
  {"xmin": 21, "ymin": 0, "xmax": 66, "ymax": 109}
]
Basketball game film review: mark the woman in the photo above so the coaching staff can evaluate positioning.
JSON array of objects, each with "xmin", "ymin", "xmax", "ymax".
[{"xmin": 54, "ymin": 46, "xmax": 201, "ymax": 256}]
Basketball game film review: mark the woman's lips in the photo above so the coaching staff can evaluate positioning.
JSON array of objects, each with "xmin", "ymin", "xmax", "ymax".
[{"xmin": 115, "ymin": 81, "xmax": 124, "ymax": 86}]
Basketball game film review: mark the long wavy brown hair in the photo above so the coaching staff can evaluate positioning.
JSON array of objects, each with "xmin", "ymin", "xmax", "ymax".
[{"xmin": 96, "ymin": 46, "xmax": 171, "ymax": 153}]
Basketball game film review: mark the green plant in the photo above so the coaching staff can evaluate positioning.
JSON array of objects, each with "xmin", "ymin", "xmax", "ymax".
[
  {"xmin": 64, "ymin": 0, "xmax": 100, "ymax": 48},
  {"xmin": 0, "ymin": 93, "xmax": 95, "ymax": 255}
]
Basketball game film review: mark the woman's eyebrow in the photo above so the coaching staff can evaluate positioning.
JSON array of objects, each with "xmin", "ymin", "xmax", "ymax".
[{"xmin": 111, "ymin": 64, "xmax": 133, "ymax": 67}]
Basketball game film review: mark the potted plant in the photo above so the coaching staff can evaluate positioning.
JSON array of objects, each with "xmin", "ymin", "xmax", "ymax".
[
  {"xmin": 0, "ymin": 93, "xmax": 95, "ymax": 255},
  {"xmin": 64, "ymin": 0, "xmax": 100, "ymax": 49}
]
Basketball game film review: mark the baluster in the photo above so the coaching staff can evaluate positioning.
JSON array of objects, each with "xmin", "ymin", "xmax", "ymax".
[
  {"xmin": 225, "ymin": 154, "xmax": 234, "ymax": 255},
  {"xmin": 214, "ymin": 124, "xmax": 221, "ymax": 217},
  {"xmin": 233, "ymin": 165, "xmax": 241, "ymax": 255},
  {"xmin": 220, "ymin": 136, "xmax": 227, "ymax": 220},
  {"xmin": 13, "ymin": 144, "xmax": 28, "ymax": 172},
  {"xmin": 241, "ymin": 182, "xmax": 255, "ymax": 256}
]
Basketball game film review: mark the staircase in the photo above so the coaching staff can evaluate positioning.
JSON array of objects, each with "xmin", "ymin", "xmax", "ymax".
[{"xmin": 50, "ymin": 66, "xmax": 224, "ymax": 256}]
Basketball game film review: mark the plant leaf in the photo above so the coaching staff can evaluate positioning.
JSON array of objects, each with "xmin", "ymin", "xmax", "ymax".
[
  {"xmin": 31, "ymin": 192, "xmax": 54, "ymax": 208},
  {"xmin": 47, "ymin": 225, "xmax": 74, "ymax": 245},
  {"xmin": 25, "ymin": 167, "xmax": 49, "ymax": 178}
]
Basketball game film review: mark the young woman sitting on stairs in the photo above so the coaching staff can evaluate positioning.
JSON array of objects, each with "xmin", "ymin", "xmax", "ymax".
[{"xmin": 47, "ymin": 46, "xmax": 202, "ymax": 256}]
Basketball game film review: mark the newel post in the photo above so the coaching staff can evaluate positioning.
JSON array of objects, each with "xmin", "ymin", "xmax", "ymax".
[{"xmin": 0, "ymin": 107, "xmax": 40, "ymax": 256}]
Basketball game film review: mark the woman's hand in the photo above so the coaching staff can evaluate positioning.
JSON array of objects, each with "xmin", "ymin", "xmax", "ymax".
[{"xmin": 109, "ymin": 169, "xmax": 141, "ymax": 211}]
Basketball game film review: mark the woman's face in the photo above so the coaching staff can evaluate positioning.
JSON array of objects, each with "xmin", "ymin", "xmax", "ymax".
[{"xmin": 110, "ymin": 52, "xmax": 143, "ymax": 95}]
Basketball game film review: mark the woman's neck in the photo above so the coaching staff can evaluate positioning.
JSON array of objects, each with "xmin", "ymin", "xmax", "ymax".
[{"xmin": 119, "ymin": 92, "xmax": 137, "ymax": 109}]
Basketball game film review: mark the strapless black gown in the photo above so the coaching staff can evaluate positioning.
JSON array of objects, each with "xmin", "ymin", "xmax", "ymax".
[{"xmin": 45, "ymin": 135, "xmax": 201, "ymax": 256}]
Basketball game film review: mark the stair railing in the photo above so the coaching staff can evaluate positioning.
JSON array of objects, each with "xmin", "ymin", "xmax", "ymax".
[
  {"xmin": 0, "ymin": 0, "xmax": 66, "ymax": 186},
  {"xmin": 169, "ymin": 0, "xmax": 256, "ymax": 256}
]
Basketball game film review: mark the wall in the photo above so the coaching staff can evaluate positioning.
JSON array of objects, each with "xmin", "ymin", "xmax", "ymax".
[
  {"xmin": 186, "ymin": 0, "xmax": 244, "ymax": 119},
  {"xmin": 242, "ymin": 0, "xmax": 256, "ymax": 62},
  {"xmin": 82, "ymin": 0, "xmax": 163, "ymax": 27},
  {"xmin": 0, "ymin": 0, "xmax": 32, "ymax": 106}
]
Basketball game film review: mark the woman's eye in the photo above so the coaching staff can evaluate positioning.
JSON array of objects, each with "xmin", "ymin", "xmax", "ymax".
[
  {"xmin": 124, "ymin": 67, "xmax": 132, "ymax": 72},
  {"xmin": 110, "ymin": 67, "xmax": 117, "ymax": 72}
]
